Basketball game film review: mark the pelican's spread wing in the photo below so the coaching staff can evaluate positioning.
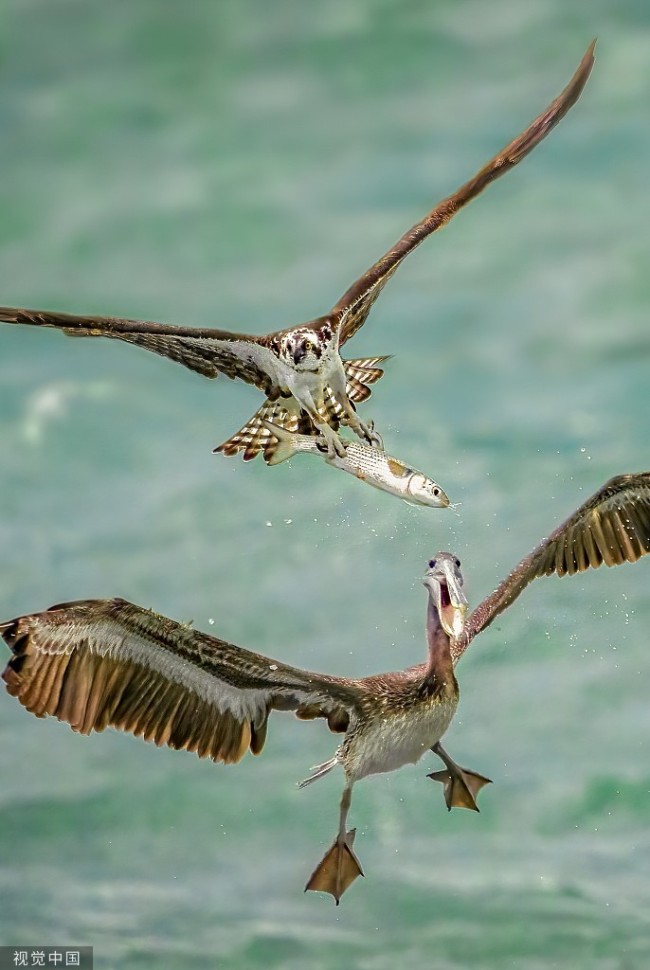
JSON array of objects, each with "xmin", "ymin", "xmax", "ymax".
[
  {"xmin": 0, "ymin": 598, "xmax": 357, "ymax": 762},
  {"xmin": 454, "ymin": 472, "xmax": 650, "ymax": 662},
  {"xmin": 0, "ymin": 306, "xmax": 278, "ymax": 393},
  {"xmin": 332, "ymin": 42, "xmax": 595, "ymax": 345}
]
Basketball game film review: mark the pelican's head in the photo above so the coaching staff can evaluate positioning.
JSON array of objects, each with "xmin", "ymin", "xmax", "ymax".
[
  {"xmin": 278, "ymin": 323, "xmax": 333, "ymax": 372},
  {"xmin": 423, "ymin": 553, "xmax": 468, "ymax": 638}
]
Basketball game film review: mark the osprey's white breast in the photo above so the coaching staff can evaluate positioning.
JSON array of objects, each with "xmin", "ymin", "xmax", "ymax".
[{"xmin": 275, "ymin": 340, "xmax": 341, "ymax": 399}]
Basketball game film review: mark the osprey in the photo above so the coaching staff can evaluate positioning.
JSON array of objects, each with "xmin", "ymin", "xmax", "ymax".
[{"xmin": 0, "ymin": 44, "xmax": 594, "ymax": 460}]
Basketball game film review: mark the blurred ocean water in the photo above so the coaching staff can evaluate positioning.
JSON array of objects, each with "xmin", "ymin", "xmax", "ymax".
[{"xmin": 1, "ymin": 2, "xmax": 649, "ymax": 968}]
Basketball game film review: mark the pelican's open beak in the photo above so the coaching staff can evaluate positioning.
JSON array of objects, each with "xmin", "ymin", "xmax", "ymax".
[{"xmin": 424, "ymin": 560, "xmax": 468, "ymax": 639}]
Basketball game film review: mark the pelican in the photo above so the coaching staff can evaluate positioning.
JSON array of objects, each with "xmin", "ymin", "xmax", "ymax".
[{"xmin": 2, "ymin": 471, "xmax": 649, "ymax": 902}]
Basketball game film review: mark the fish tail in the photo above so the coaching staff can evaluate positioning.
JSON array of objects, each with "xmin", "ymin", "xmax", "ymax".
[{"xmin": 262, "ymin": 422, "xmax": 299, "ymax": 466}]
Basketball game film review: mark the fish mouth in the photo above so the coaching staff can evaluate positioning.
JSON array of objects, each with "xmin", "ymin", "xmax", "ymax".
[
  {"xmin": 429, "ymin": 486, "xmax": 450, "ymax": 509},
  {"xmin": 412, "ymin": 487, "xmax": 450, "ymax": 510},
  {"xmin": 406, "ymin": 474, "xmax": 450, "ymax": 509}
]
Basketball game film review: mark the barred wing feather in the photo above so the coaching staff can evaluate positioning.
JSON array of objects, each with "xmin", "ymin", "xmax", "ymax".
[
  {"xmin": 0, "ymin": 306, "xmax": 277, "ymax": 392},
  {"xmin": 453, "ymin": 472, "xmax": 650, "ymax": 663},
  {"xmin": 1, "ymin": 598, "xmax": 358, "ymax": 763},
  {"xmin": 214, "ymin": 356, "xmax": 390, "ymax": 461}
]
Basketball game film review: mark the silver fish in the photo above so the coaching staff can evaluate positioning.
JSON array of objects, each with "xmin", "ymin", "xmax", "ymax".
[{"xmin": 263, "ymin": 422, "xmax": 449, "ymax": 509}]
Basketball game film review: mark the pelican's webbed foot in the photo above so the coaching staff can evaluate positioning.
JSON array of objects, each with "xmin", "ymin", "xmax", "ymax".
[
  {"xmin": 428, "ymin": 742, "xmax": 492, "ymax": 812},
  {"xmin": 304, "ymin": 828, "xmax": 364, "ymax": 904}
]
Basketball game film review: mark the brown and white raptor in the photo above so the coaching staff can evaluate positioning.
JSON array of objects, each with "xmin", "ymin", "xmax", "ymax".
[{"xmin": 0, "ymin": 44, "xmax": 594, "ymax": 460}]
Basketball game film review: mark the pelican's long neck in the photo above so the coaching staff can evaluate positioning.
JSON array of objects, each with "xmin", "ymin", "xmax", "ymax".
[{"xmin": 425, "ymin": 595, "xmax": 455, "ymax": 689}]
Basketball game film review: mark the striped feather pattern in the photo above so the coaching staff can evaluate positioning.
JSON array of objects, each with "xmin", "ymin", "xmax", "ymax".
[
  {"xmin": 343, "ymin": 356, "xmax": 391, "ymax": 389},
  {"xmin": 1, "ymin": 598, "xmax": 358, "ymax": 763},
  {"xmin": 2, "ymin": 612, "xmax": 254, "ymax": 762},
  {"xmin": 215, "ymin": 400, "xmax": 307, "ymax": 461},
  {"xmin": 452, "ymin": 472, "xmax": 650, "ymax": 662},
  {"xmin": 214, "ymin": 356, "xmax": 390, "ymax": 462}
]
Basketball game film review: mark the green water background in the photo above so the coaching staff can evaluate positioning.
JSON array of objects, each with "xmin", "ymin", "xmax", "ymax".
[{"xmin": 0, "ymin": 2, "xmax": 649, "ymax": 967}]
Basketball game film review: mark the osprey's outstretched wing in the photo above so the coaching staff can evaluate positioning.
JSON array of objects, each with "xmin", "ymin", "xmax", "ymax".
[
  {"xmin": 0, "ymin": 306, "xmax": 279, "ymax": 393},
  {"xmin": 332, "ymin": 41, "xmax": 595, "ymax": 346},
  {"xmin": 1, "ymin": 598, "xmax": 359, "ymax": 762}
]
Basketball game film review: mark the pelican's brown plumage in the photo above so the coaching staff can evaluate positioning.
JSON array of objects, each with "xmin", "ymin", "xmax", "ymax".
[
  {"xmin": 449, "ymin": 471, "xmax": 650, "ymax": 664},
  {"xmin": 0, "ymin": 592, "xmax": 466, "ymax": 903},
  {"xmin": 3, "ymin": 470, "xmax": 648, "ymax": 902},
  {"xmin": 0, "ymin": 43, "xmax": 594, "ymax": 461}
]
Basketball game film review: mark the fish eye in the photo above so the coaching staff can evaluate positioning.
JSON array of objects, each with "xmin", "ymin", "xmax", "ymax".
[
  {"xmin": 432, "ymin": 487, "xmax": 440, "ymax": 496},
  {"xmin": 455, "ymin": 558, "xmax": 461, "ymax": 568},
  {"xmin": 428, "ymin": 559, "xmax": 436, "ymax": 569}
]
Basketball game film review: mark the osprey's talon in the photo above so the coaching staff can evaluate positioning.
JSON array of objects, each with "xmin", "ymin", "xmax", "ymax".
[
  {"xmin": 318, "ymin": 427, "xmax": 347, "ymax": 459},
  {"xmin": 366, "ymin": 424, "xmax": 384, "ymax": 450},
  {"xmin": 360, "ymin": 422, "xmax": 383, "ymax": 451},
  {"xmin": 346, "ymin": 415, "xmax": 383, "ymax": 451}
]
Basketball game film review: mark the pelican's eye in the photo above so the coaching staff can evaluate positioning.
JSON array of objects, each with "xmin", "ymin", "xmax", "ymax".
[{"xmin": 428, "ymin": 559, "xmax": 436, "ymax": 569}]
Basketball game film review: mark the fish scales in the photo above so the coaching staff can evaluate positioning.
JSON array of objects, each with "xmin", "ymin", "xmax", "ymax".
[{"xmin": 262, "ymin": 422, "xmax": 449, "ymax": 509}]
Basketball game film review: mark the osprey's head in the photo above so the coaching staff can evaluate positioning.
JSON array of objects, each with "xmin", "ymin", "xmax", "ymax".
[
  {"xmin": 423, "ymin": 553, "xmax": 468, "ymax": 639},
  {"xmin": 277, "ymin": 322, "xmax": 334, "ymax": 371}
]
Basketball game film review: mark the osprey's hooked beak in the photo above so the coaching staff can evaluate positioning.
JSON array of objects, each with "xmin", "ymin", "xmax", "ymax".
[{"xmin": 423, "ymin": 556, "xmax": 468, "ymax": 639}]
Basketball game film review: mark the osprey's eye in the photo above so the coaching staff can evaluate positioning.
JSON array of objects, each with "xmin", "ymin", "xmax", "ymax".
[
  {"xmin": 455, "ymin": 558, "xmax": 461, "ymax": 568},
  {"xmin": 428, "ymin": 559, "xmax": 436, "ymax": 569}
]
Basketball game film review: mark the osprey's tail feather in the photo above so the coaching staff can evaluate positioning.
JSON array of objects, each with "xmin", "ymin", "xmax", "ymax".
[
  {"xmin": 214, "ymin": 400, "xmax": 307, "ymax": 462},
  {"xmin": 343, "ymin": 355, "xmax": 391, "ymax": 403}
]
